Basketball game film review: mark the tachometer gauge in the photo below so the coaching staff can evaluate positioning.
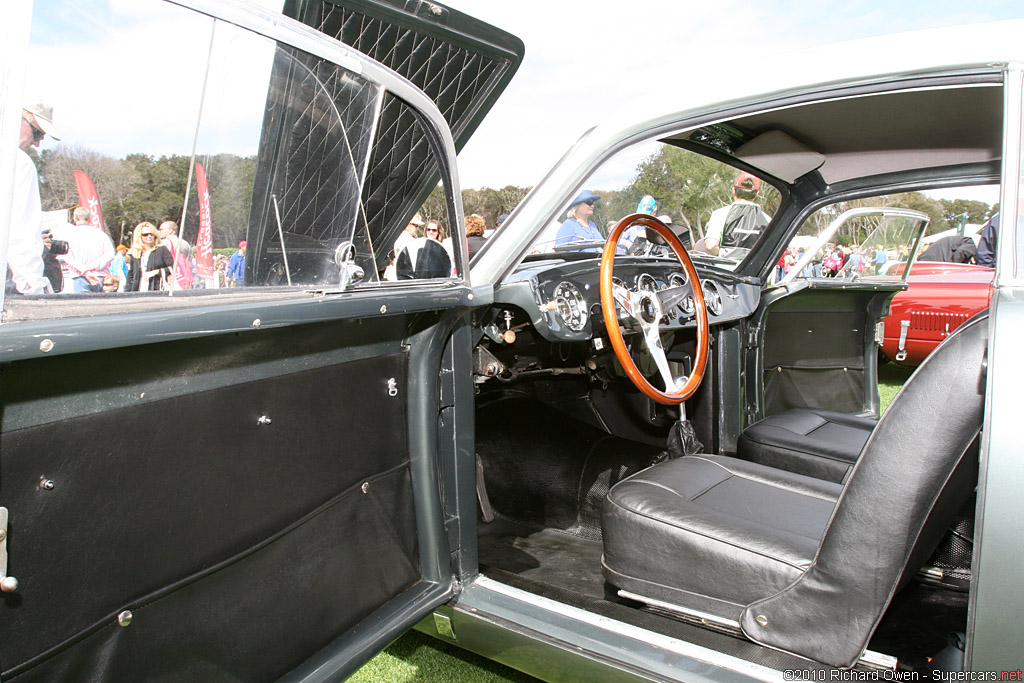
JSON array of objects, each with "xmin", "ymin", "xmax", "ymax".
[
  {"xmin": 637, "ymin": 273, "xmax": 658, "ymax": 292},
  {"xmin": 552, "ymin": 281, "xmax": 588, "ymax": 332},
  {"xmin": 668, "ymin": 273, "xmax": 694, "ymax": 316},
  {"xmin": 701, "ymin": 279, "xmax": 723, "ymax": 316}
]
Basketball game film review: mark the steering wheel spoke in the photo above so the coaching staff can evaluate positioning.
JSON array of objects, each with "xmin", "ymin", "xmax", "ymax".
[
  {"xmin": 612, "ymin": 282, "xmax": 635, "ymax": 319},
  {"xmin": 658, "ymin": 283, "xmax": 693, "ymax": 313},
  {"xmin": 599, "ymin": 214, "xmax": 709, "ymax": 405}
]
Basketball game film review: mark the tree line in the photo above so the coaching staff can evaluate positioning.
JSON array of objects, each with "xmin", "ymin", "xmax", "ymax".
[{"xmin": 30, "ymin": 143, "xmax": 990, "ymax": 250}]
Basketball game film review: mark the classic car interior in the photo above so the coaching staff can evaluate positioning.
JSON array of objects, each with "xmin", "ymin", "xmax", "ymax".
[
  {"xmin": 2, "ymin": 1, "xmax": 1010, "ymax": 680},
  {"xmin": 464, "ymin": 76, "xmax": 1000, "ymax": 673}
]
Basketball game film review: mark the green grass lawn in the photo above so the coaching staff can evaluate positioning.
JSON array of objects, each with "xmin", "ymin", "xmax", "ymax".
[
  {"xmin": 353, "ymin": 361, "xmax": 914, "ymax": 682},
  {"xmin": 348, "ymin": 629, "xmax": 536, "ymax": 683},
  {"xmin": 879, "ymin": 360, "xmax": 914, "ymax": 412}
]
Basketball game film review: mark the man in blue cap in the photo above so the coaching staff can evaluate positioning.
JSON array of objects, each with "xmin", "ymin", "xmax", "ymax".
[{"xmin": 554, "ymin": 190, "xmax": 604, "ymax": 251}]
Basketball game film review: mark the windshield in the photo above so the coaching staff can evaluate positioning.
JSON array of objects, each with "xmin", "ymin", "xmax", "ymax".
[{"xmin": 525, "ymin": 140, "xmax": 780, "ymax": 271}]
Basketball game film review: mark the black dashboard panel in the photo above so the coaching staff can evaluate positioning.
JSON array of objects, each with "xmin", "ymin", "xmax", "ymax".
[{"xmin": 493, "ymin": 256, "xmax": 761, "ymax": 343}]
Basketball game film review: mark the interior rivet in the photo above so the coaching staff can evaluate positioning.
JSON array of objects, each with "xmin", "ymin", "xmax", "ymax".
[
  {"xmin": 118, "ymin": 610, "xmax": 133, "ymax": 627},
  {"xmin": 361, "ymin": 482, "xmax": 370, "ymax": 494},
  {"xmin": 756, "ymin": 614, "xmax": 768, "ymax": 626},
  {"xmin": 39, "ymin": 478, "xmax": 55, "ymax": 490},
  {"xmin": 380, "ymin": 305, "xmax": 387, "ymax": 314},
  {"xmin": 257, "ymin": 415, "xmax": 272, "ymax": 426},
  {"xmin": 252, "ymin": 318, "xmax": 261, "ymax": 328},
  {"xmin": 39, "ymin": 339, "xmax": 54, "ymax": 353}
]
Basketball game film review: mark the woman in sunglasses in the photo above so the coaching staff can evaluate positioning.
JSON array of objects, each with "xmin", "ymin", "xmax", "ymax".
[
  {"xmin": 126, "ymin": 222, "xmax": 173, "ymax": 291},
  {"xmin": 553, "ymin": 190, "xmax": 604, "ymax": 252}
]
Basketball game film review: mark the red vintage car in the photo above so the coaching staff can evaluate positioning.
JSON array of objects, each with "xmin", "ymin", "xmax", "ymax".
[{"xmin": 880, "ymin": 261, "xmax": 994, "ymax": 365}]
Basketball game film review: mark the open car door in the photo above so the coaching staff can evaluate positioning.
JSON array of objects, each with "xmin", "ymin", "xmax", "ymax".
[
  {"xmin": 0, "ymin": 0, "xmax": 520, "ymax": 680},
  {"xmin": 747, "ymin": 207, "xmax": 929, "ymax": 427}
]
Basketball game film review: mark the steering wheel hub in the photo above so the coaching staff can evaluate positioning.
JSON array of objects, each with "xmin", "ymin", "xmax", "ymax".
[{"xmin": 638, "ymin": 294, "xmax": 659, "ymax": 324}]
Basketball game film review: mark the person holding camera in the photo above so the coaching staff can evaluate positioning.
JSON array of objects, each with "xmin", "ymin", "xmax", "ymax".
[
  {"xmin": 40, "ymin": 228, "xmax": 69, "ymax": 293},
  {"xmin": 6, "ymin": 102, "xmax": 59, "ymax": 295}
]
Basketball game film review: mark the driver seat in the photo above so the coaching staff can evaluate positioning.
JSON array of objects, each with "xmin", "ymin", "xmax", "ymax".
[{"xmin": 601, "ymin": 311, "xmax": 987, "ymax": 668}]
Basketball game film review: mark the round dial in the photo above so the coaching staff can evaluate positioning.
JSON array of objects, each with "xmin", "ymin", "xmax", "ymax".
[
  {"xmin": 552, "ymin": 281, "xmax": 588, "ymax": 332},
  {"xmin": 669, "ymin": 273, "xmax": 694, "ymax": 316},
  {"xmin": 701, "ymin": 279, "xmax": 723, "ymax": 316},
  {"xmin": 637, "ymin": 273, "xmax": 658, "ymax": 293}
]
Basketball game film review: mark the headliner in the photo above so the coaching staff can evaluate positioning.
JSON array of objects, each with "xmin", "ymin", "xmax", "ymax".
[{"xmin": 673, "ymin": 83, "xmax": 1003, "ymax": 188}]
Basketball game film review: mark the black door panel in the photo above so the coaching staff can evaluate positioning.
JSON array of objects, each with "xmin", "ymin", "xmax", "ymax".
[{"xmin": 0, "ymin": 319, "xmax": 424, "ymax": 679}]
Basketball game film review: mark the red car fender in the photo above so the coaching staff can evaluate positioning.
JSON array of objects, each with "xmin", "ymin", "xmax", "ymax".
[{"xmin": 880, "ymin": 262, "xmax": 994, "ymax": 366}]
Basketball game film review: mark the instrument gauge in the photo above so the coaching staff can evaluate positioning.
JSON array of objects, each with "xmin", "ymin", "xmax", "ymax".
[
  {"xmin": 552, "ymin": 281, "xmax": 588, "ymax": 332},
  {"xmin": 637, "ymin": 274, "xmax": 658, "ymax": 292},
  {"xmin": 701, "ymin": 279, "xmax": 724, "ymax": 316},
  {"xmin": 669, "ymin": 274, "xmax": 694, "ymax": 316}
]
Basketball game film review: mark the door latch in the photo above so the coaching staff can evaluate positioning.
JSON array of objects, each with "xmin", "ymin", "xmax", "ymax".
[
  {"xmin": 0, "ymin": 507, "xmax": 20, "ymax": 593},
  {"xmin": 895, "ymin": 320, "xmax": 910, "ymax": 362}
]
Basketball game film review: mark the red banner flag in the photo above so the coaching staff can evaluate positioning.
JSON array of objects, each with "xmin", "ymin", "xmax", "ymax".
[
  {"xmin": 195, "ymin": 162, "xmax": 214, "ymax": 281},
  {"xmin": 72, "ymin": 170, "xmax": 106, "ymax": 233}
]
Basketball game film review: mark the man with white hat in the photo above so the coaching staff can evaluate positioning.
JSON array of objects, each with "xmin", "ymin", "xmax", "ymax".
[{"xmin": 6, "ymin": 102, "xmax": 60, "ymax": 294}]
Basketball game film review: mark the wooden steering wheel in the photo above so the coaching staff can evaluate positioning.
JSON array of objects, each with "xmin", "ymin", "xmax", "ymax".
[{"xmin": 599, "ymin": 214, "xmax": 709, "ymax": 405}]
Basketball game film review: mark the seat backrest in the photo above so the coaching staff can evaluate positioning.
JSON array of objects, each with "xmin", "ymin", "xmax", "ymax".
[{"xmin": 739, "ymin": 311, "xmax": 988, "ymax": 668}]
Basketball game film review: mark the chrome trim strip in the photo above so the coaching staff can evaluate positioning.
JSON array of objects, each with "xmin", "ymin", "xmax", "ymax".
[
  {"xmin": 469, "ymin": 575, "xmax": 785, "ymax": 682},
  {"xmin": 616, "ymin": 589, "xmax": 742, "ymax": 633}
]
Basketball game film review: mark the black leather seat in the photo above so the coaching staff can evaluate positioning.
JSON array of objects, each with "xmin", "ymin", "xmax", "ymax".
[
  {"xmin": 737, "ymin": 408, "xmax": 876, "ymax": 483},
  {"xmin": 601, "ymin": 312, "xmax": 987, "ymax": 668}
]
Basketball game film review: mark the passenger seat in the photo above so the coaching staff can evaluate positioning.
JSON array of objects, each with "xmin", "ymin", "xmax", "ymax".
[{"xmin": 736, "ymin": 407, "xmax": 876, "ymax": 483}]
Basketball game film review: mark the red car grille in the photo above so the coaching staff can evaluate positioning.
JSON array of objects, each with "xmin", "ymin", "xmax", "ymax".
[{"xmin": 911, "ymin": 310, "xmax": 971, "ymax": 336}]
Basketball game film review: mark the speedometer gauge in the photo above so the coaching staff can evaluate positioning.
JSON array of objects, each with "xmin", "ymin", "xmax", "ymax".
[{"xmin": 552, "ymin": 281, "xmax": 588, "ymax": 332}]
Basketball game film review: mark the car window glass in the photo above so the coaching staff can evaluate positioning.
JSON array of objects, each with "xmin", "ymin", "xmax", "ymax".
[
  {"xmin": 526, "ymin": 140, "xmax": 779, "ymax": 271},
  {"xmin": 6, "ymin": 0, "xmax": 456, "ymax": 323},
  {"xmin": 778, "ymin": 187, "xmax": 998, "ymax": 285}
]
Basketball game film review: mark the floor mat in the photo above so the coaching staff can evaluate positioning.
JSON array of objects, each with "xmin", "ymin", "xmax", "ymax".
[
  {"xmin": 478, "ymin": 520, "xmax": 607, "ymax": 600},
  {"xmin": 869, "ymin": 582, "xmax": 969, "ymax": 670}
]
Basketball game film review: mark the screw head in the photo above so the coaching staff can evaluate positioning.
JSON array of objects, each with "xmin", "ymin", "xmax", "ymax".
[
  {"xmin": 39, "ymin": 478, "xmax": 55, "ymax": 490},
  {"xmin": 0, "ymin": 576, "xmax": 19, "ymax": 593},
  {"xmin": 380, "ymin": 305, "xmax": 387, "ymax": 314},
  {"xmin": 118, "ymin": 610, "xmax": 133, "ymax": 627},
  {"xmin": 39, "ymin": 339, "xmax": 54, "ymax": 353},
  {"xmin": 755, "ymin": 614, "xmax": 768, "ymax": 626},
  {"xmin": 361, "ymin": 482, "xmax": 370, "ymax": 494},
  {"xmin": 252, "ymin": 318, "xmax": 262, "ymax": 328}
]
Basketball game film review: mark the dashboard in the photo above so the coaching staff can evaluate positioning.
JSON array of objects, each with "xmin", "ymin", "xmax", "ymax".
[{"xmin": 491, "ymin": 256, "xmax": 762, "ymax": 344}]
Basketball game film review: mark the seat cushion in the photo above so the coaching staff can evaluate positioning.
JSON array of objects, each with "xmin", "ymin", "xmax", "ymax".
[
  {"xmin": 736, "ymin": 408, "xmax": 876, "ymax": 483},
  {"xmin": 602, "ymin": 454, "xmax": 843, "ymax": 622}
]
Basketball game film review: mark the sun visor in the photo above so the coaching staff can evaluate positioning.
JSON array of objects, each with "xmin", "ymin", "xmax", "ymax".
[{"xmin": 734, "ymin": 130, "xmax": 825, "ymax": 183}]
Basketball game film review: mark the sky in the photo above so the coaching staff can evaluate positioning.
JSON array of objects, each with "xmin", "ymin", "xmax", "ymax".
[
  {"xmin": 27, "ymin": 0, "xmax": 1024, "ymax": 208},
  {"xmin": 436, "ymin": 0, "xmax": 1024, "ymax": 204}
]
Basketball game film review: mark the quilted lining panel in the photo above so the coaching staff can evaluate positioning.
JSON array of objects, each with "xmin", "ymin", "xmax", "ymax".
[{"xmin": 318, "ymin": 3, "xmax": 511, "ymax": 262}]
